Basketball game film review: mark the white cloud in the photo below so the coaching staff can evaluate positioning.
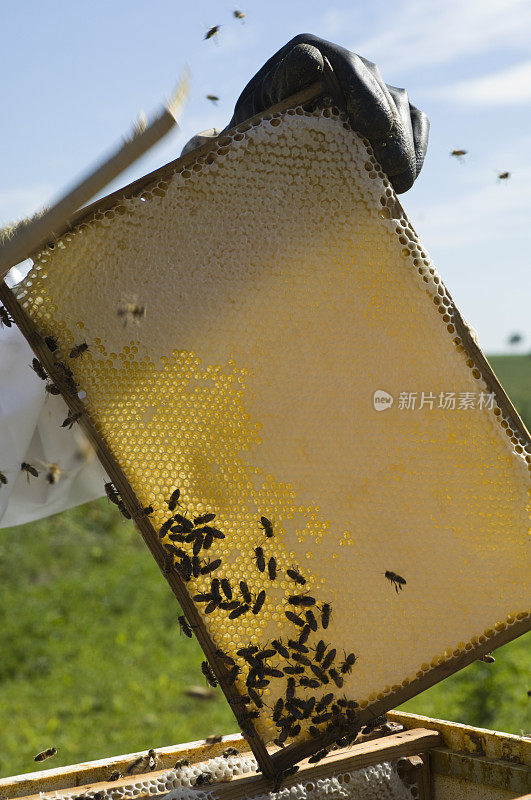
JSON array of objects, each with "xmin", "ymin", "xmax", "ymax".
[
  {"xmin": 430, "ymin": 60, "xmax": 531, "ymax": 105},
  {"xmin": 323, "ymin": 0, "xmax": 531, "ymax": 76}
]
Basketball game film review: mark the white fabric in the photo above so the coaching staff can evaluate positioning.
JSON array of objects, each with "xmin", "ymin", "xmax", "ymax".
[{"xmin": 0, "ymin": 323, "xmax": 107, "ymax": 529}]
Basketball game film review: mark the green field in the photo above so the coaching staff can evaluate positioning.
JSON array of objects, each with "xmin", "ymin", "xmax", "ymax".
[{"xmin": 0, "ymin": 356, "xmax": 529, "ymax": 778}]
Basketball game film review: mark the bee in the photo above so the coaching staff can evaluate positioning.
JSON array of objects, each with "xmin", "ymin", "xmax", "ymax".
[
  {"xmin": 286, "ymin": 677, "xmax": 295, "ymax": 701},
  {"xmin": 450, "ymin": 149, "xmax": 467, "ymax": 158},
  {"xmin": 254, "ymin": 546, "xmax": 265, "ymax": 573},
  {"xmin": 105, "ymin": 482, "xmax": 121, "ymax": 505},
  {"xmin": 287, "ymin": 567, "xmax": 306, "ymax": 585},
  {"xmin": 308, "ymin": 749, "xmax": 329, "ymax": 763},
  {"xmin": 34, "ymin": 747, "xmax": 57, "ymax": 762},
  {"xmin": 497, "ymin": 171, "xmax": 510, "ymax": 181},
  {"xmin": 190, "ymin": 556, "xmax": 201, "ymax": 578},
  {"xmin": 31, "ymin": 358, "xmax": 47, "ymax": 380},
  {"xmin": 305, "ymin": 609, "xmax": 317, "ymax": 631},
  {"xmin": 310, "ymin": 664, "xmax": 329, "ymax": 683},
  {"xmin": 321, "ymin": 603, "xmax": 332, "ymax": 629},
  {"xmin": 362, "ymin": 715, "xmax": 386, "ymax": 735},
  {"xmin": 147, "ymin": 749, "xmax": 157, "ymax": 770},
  {"xmin": 340, "ymin": 652, "xmax": 357, "ymax": 673},
  {"xmin": 163, "ymin": 552, "xmax": 174, "ymax": 574},
  {"xmin": 220, "ymin": 578, "xmax": 232, "ymax": 599},
  {"xmin": 201, "ymin": 660, "xmax": 218, "ymax": 687},
  {"xmin": 316, "ymin": 693, "xmax": 334, "ymax": 712},
  {"xmin": 174, "ymin": 758, "xmax": 190, "ymax": 769},
  {"xmin": 479, "ymin": 653, "xmax": 496, "ymax": 663},
  {"xmin": 272, "ymin": 639, "xmax": 289, "ymax": 659},
  {"xmin": 321, "ymin": 648, "xmax": 337, "ymax": 671},
  {"xmin": 237, "ymin": 644, "xmax": 258, "ymax": 659},
  {"xmin": 289, "ymin": 594, "xmax": 315, "ymax": 607},
  {"xmin": 205, "ymin": 734, "xmax": 223, "ymax": 745},
  {"xmin": 45, "ymin": 383, "xmax": 61, "ymax": 395},
  {"xmin": 263, "ymin": 666, "xmax": 283, "ymax": 679},
  {"xmin": 194, "ymin": 773, "xmax": 213, "ymax": 786},
  {"xmin": 69, "ymin": 342, "xmax": 88, "ymax": 358},
  {"xmin": 285, "ymin": 610, "xmax": 305, "ymax": 627},
  {"xmin": 44, "ymin": 463, "xmax": 61, "ymax": 485},
  {"xmin": 283, "ymin": 664, "xmax": 304, "ymax": 675},
  {"xmin": 203, "ymin": 529, "xmax": 214, "ymax": 550},
  {"xmin": 229, "ymin": 603, "xmax": 250, "ymax": 619},
  {"xmin": 173, "ymin": 513, "xmax": 194, "ymax": 531},
  {"xmin": 178, "ymin": 555, "xmax": 192, "ymax": 581},
  {"xmin": 194, "ymin": 512, "xmax": 216, "ymax": 525},
  {"xmin": 292, "ymin": 653, "xmax": 311, "ymax": 667},
  {"xmin": 299, "ymin": 677, "xmax": 320, "ymax": 689},
  {"xmin": 298, "ymin": 625, "xmax": 312, "ymax": 645},
  {"xmin": 206, "ymin": 94, "xmax": 219, "ymax": 104},
  {"xmin": 259, "ymin": 515, "xmax": 274, "ymax": 537},
  {"xmin": 0, "ymin": 307, "xmax": 13, "ymax": 327},
  {"xmin": 288, "ymin": 639, "xmax": 309, "ymax": 654},
  {"xmin": 201, "ymin": 558, "xmax": 222, "ymax": 575},
  {"xmin": 21, "ymin": 462, "xmax": 39, "ymax": 480},
  {"xmin": 329, "ymin": 669, "xmax": 344, "ymax": 688},
  {"xmin": 272, "ymin": 698, "xmax": 284, "ymax": 721},
  {"xmin": 384, "ymin": 571, "xmax": 407, "ymax": 593},
  {"xmin": 314, "ymin": 640, "xmax": 326, "ymax": 662},
  {"xmin": 117, "ymin": 302, "xmax": 146, "ymax": 326},
  {"xmin": 225, "ymin": 665, "xmax": 240, "ymax": 686},
  {"xmin": 158, "ymin": 518, "xmax": 174, "ymax": 538},
  {"xmin": 54, "ymin": 361, "xmax": 76, "ymax": 391},
  {"xmin": 178, "ymin": 615, "xmax": 194, "ymax": 638},
  {"xmin": 117, "ymin": 501, "xmax": 131, "ymax": 520},
  {"xmin": 192, "ymin": 535, "xmax": 204, "ymax": 556},
  {"xmin": 61, "ymin": 411, "xmax": 82, "ymax": 429},
  {"xmin": 233, "ymin": 9, "xmax": 245, "ymax": 20},
  {"xmin": 252, "ymin": 589, "xmax": 266, "ymax": 615},
  {"xmin": 274, "ymin": 765, "xmax": 299, "ymax": 791},
  {"xmin": 0, "ymin": 471, "xmax": 8, "ymax": 485},
  {"xmin": 247, "ymin": 687, "xmax": 263, "ymax": 708},
  {"xmin": 267, "ymin": 556, "xmax": 278, "ymax": 580},
  {"xmin": 109, "ymin": 770, "xmax": 121, "ymax": 781},
  {"xmin": 44, "ymin": 336, "xmax": 58, "ymax": 351},
  {"xmin": 239, "ymin": 580, "xmax": 252, "ymax": 604},
  {"xmin": 168, "ymin": 488, "xmax": 182, "ymax": 511},
  {"xmin": 204, "ymin": 25, "xmax": 220, "ymax": 40}
]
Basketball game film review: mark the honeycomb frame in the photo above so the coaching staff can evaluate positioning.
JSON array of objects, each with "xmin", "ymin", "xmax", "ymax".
[{"xmin": 1, "ymin": 83, "xmax": 529, "ymax": 778}]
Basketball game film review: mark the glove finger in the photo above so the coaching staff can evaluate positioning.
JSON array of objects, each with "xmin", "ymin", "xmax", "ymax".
[
  {"xmin": 266, "ymin": 43, "xmax": 324, "ymax": 106},
  {"xmin": 409, "ymin": 102, "xmax": 430, "ymax": 177}
]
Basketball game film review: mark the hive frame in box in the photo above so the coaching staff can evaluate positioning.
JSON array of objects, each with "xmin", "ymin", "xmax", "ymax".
[{"xmin": 1, "ymin": 81, "xmax": 530, "ymax": 782}]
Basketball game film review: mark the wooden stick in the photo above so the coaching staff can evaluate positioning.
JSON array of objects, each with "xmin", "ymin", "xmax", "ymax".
[{"xmin": 0, "ymin": 69, "xmax": 190, "ymax": 280}]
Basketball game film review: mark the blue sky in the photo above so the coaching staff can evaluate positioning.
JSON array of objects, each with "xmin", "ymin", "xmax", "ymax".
[{"xmin": 2, "ymin": 0, "xmax": 530, "ymax": 354}]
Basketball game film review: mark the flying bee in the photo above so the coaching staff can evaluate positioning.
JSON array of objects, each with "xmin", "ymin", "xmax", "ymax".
[
  {"xmin": 254, "ymin": 546, "xmax": 265, "ymax": 573},
  {"xmin": 321, "ymin": 648, "xmax": 337, "ymax": 671},
  {"xmin": 267, "ymin": 556, "xmax": 278, "ymax": 580},
  {"xmin": 229, "ymin": 603, "xmax": 249, "ymax": 619},
  {"xmin": 117, "ymin": 301, "xmax": 146, "ymax": 326},
  {"xmin": 45, "ymin": 383, "xmax": 61, "ymax": 395},
  {"xmin": 384, "ymin": 571, "xmax": 406, "ymax": 593},
  {"xmin": 0, "ymin": 307, "xmax": 13, "ymax": 327},
  {"xmin": 206, "ymin": 94, "xmax": 219, "ymax": 104},
  {"xmin": 321, "ymin": 603, "xmax": 332, "ymax": 629},
  {"xmin": 222, "ymin": 747, "xmax": 238, "ymax": 758},
  {"xmin": 450, "ymin": 149, "xmax": 467, "ymax": 158},
  {"xmin": 289, "ymin": 593, "xmax": 315, "ymax": 607},
  {"xmin": 34, "ymin": 747, "xmax": 57, "ymax": 762},
  {"xmin": 178, "ymin": 615, "xmax": 194, "ymax": 638},
  {"xmin": 220, "ymin": 578, "xmax": 232, "ymax": 599},
  {"xmin": 21, "ymin": 462, "xmax": 39, "ymax": 480},
  {"xmin": 0, "ymin": 471, "xmax": 7, "ymax": 485},
  {"xmin": 239, "ymin": 580, "xmax": 252, "ymax": 603},
  {"xmin": 497, "ymin": 171, "xmax": 510, "ymax": 181},
  {"xmin": 259, "ymin": 515, "xmax": 274, "ymax": 537},
  {"xmin": 252, "ymin": 589, "xmax": 266, "ymax": 615},
  {"xmin": 201, "ymin": 558, "xmax": 222, "ymax": 575},
  {"xmin": 204, "ymin": 25, "xmax": 220, "ymax": 40},
  {"xmin": 31, "ymin": 358, "xmax": 47, "ymax": 380},
  {"xmin": 44, "ymin": 335, "xmax": 58, "ymax": 351},
  {"xmin": 287, "ymin": 567, "xmax": 306, "ymax": 585},
  {"xmin": 194, "ymin": 773, "xmax": 213, "ymax": 786},
  {"xmin": 168, "ymin": 488, "xmax": 182, "ymax": 511},
  {"xmin": 61, "ymin": 411, "xmax": 82, "ymax": 429},
  {"xmin": 340, "ymin": 652, "xmax": 357, "ymax": 673},
  {"xmin": 69, "ymin": 342, "xmax": 88, "ymax": 358},
  {"xmin": 233, "ymin": 9, "xmax": 245, "ymax": 20},
  {"xmin": 44, "ymin": 462, "xmax": 61, "ymax": 485},
  {"xmin": 285, "ymin": 610, "xmax": 305, "ymax": 627},
  {"xmin": 201, "ymin": 660, "xmax": 218, "ymax": 687},
  {"xmin": 205, "ymin": 734, "xmax": 223, "ymax": 745}
]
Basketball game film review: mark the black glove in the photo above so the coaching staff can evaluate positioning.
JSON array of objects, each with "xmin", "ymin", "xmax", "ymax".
[{"xmin": 226, "ymin": 34, "xmax": 429, "ymax": 194}]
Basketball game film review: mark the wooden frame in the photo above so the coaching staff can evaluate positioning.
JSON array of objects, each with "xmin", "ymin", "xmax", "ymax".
[{"xmin": 1, "ymin": 79, "xmax": 529, "ymax": 783}]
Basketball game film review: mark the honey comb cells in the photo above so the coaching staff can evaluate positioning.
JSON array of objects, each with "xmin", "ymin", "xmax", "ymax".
[{"xmin": 15, "ymin": 104, "xmax": 530, "ymax": 751}]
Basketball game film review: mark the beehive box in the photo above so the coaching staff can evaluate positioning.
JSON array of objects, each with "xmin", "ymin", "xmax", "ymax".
[{"xmin": 3, "ymin": 88, "xmax": 529, "ymax": 776}]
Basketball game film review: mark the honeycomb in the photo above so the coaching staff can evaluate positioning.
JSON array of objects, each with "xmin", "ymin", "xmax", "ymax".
[{"xmin": 14, "ymin": 104, "xmax": 530, "ymax": 755}]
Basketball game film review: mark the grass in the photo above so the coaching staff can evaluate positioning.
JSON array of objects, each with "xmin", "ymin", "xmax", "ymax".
[{"xmin": 0, "ymin": 356, "xmax": 529, "ymax": 778}]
